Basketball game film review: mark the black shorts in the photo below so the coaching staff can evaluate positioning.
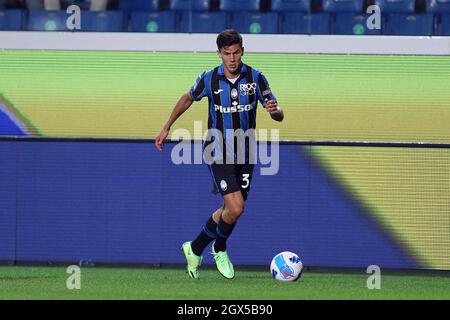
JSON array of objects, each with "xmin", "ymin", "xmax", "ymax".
[{"xmin": 208, "ymin": 164, "xmax": 255, "ymax": 201}]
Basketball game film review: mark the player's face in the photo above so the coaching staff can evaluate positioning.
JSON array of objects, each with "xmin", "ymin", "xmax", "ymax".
[{"xmin": 217, "ymin": 44, "xmax": 244, "ymax": 77}]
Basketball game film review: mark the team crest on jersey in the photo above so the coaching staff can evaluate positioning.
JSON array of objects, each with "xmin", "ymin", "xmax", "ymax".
[
  {"xmin": 240, "ymin": 83, "xmax": 256, "ymax": 96},
  {"xmin": 220, "ymin": 180, "xmax": 228, "ymax": 191},
  {"xmin": 231, "ymin": 88, "xmax": 238, "ymax": 99}
]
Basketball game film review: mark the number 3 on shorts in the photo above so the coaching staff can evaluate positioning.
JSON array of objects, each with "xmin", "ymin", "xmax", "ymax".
[{"xmin": 241, "ymin": 173, "xmax": 250, "ymax": 189}]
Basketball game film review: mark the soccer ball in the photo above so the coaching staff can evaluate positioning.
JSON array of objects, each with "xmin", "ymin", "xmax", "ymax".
[{"xmin": 270, "ymin": 251, "xmax": 303, "ymax": 282}]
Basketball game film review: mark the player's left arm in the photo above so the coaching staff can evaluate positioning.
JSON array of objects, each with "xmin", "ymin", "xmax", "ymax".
[
  {"xmin": 257, "ymin": 73, "xmax": 284, "ymax": 122},
  {"xmin": 265, "ymin": 99, "xmax": 284, "ymax": 122}
]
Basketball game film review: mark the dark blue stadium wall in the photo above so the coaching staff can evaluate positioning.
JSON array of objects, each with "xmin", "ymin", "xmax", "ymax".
[
  {"xmin": 0, "ymin": 140, "xmax": 419, "ymax": 269},
  {"xmin": 0, "ymin": 141, "xmax": 17, "ymax": 262}
]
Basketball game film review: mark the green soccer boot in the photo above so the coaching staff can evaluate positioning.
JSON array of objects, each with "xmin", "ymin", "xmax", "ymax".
[
  {"xmin": 181, "ymin": 241, "xmax": 203, "ymax": 279},
  {"xmin": 211, "ymin": 243, "xmax": 235, "ymax": 279}
]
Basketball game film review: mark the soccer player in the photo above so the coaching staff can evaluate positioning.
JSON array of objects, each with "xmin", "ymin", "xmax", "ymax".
[{"xmin": 155, "ymin": 29, "xmax": 284, "ymax": 279}]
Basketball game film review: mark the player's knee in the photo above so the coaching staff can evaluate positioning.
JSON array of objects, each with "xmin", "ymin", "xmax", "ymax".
[{"xmin": 228, "ymin": 202, "xmax": 244, "ymax": 219}]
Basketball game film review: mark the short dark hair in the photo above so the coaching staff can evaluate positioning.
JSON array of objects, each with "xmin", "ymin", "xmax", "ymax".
[{"xmin": 216, "ymin": 29, "xmax": 243, "ymax": 50}]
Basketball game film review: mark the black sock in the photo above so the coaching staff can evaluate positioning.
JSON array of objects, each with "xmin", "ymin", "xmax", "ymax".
[
  {"xmin": 214, "ymin": 217, "xmax": 236, "ymax": 252},
  {"xmin": 191, "ymin": 216, "xmax": 217, "ymax": 256}
]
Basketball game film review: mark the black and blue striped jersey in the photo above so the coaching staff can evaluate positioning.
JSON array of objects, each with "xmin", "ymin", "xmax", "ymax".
[{"xmin": 189, "ymin": 63, "xmax": 276, "ymax": 164}]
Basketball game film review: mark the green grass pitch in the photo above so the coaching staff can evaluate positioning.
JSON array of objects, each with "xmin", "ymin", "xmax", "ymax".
[{"xmin": 0, "ymin": 266, "xmax": 449, "ymax": 300}]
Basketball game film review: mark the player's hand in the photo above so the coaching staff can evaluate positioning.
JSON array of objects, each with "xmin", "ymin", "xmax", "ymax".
[
  {"xmin": 265, "ymin": 99, "xmax": 279, "ymax": 114},
  {"xmin": 155, "ymin": 127, "xmax": 169, "ymax": 151}
]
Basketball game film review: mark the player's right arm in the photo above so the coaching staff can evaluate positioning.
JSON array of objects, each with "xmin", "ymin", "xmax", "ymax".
[
  {"xmin": 155, "ymin": 92, "xmax": 194, "ymax": 151},
  {"xmin": 155, "ymin": 71, "xmax": 207, "ymax": 151}
]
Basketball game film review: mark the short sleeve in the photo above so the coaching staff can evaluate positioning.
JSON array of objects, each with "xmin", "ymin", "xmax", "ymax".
[
  {"xmin": 189, "ymin": 71, "xmax": 207, "ymax": 101},
  {"xmin": 256, "ymin": 73, "xmax": 277, "ymax": 108}
]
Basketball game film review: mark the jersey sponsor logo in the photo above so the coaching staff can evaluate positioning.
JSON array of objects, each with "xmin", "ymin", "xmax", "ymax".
[
  {"xmin": 262, "ymin": 88, "xmax": 272, "ymax": 96},
  {"xmin": 214, "ymin": 89, "xmax": 223, "ymax": 95},
  {"xmin": 214, "ymin": 102, "xmax": 255, "ymax": 113},
  {"xmin": 239, "ymin": 83, "xmax": 256, "ymax": 96}
]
